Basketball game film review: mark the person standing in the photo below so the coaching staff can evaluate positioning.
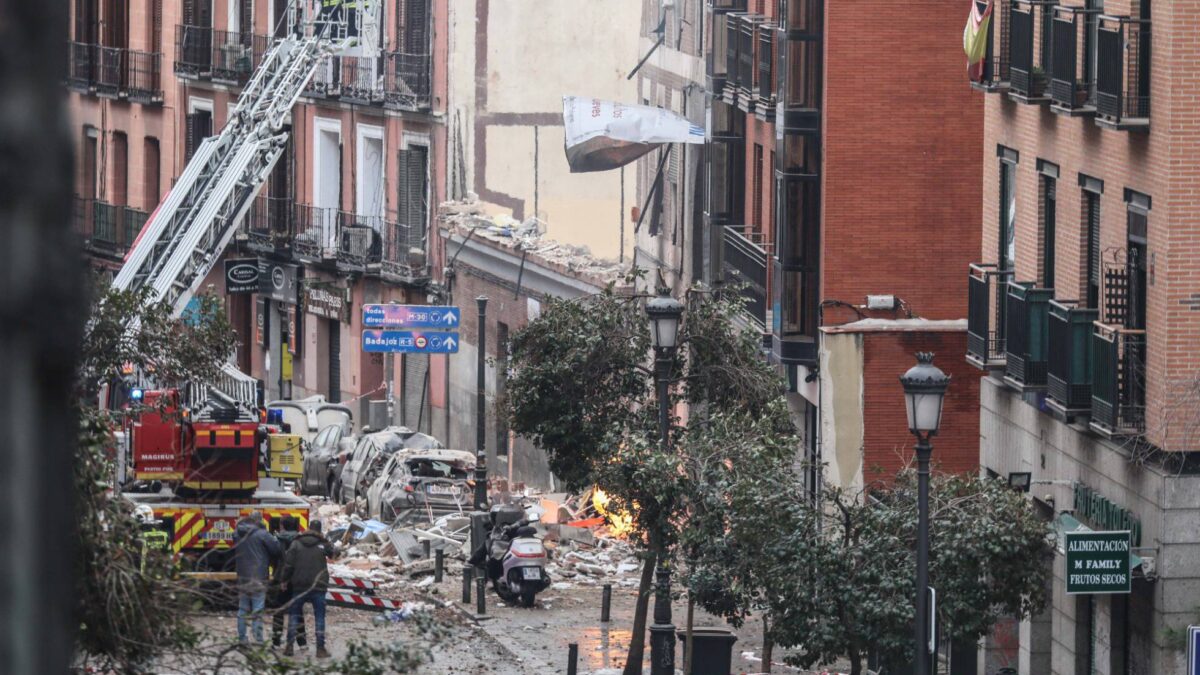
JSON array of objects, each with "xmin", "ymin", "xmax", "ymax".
[
  {"xmin": 269, "ymin": 516, "xmax": 306, "ymax": 649},
  {"xmin": 280, "ymin": 519, "xmax": 335, "ymax": 658},
  {"xmin": 232, "ymin": 510, "xmax": 283, "ymax": 645}
]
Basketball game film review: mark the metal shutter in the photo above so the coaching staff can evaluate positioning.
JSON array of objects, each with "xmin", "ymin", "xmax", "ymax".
[
  {"xmin": 402, "ymin": 353, "xmax": 430, "ymax": 433},
  {"xmin": 328, "ymin": 319, "xmax": 341, "ymax": 403}
]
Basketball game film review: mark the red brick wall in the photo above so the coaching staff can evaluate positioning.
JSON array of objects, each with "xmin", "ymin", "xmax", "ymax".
[
  {"xmin": 860, "ymin": 330, "xmax": 982, "ymax": 483},
  {"xmin": 980, "ymin": 0, "xmax": 1200, "ymax": 450},
  {"xmin": 822, "ymin": 0, "xmax": 984, "ymax": 321}
]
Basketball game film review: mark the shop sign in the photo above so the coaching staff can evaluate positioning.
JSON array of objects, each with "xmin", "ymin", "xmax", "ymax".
[
  {"xmin": 258, "ymin": 261, "xmax": 299, "ymax": 304},
  {"xmin": 305, "ymin": 285, "xmax": 350, "ymax": 323},
  {"xmin": 1074, "ymin": 482, "xmax": 1142, "ymax": 547},
  {"xmin": 255, "ymin": 298, "xmax": 268, "ymax": 347},
  {"xmin": 224, "ymin": 258, "xmax": 261, "ymax": 294},
  {"xmin": 1065, "ymin": 530, "xmax": 1132, "ymax": 595},
  {"xmin": 287, "ymin": 305, "xmax": 300, "ymax": 357}
]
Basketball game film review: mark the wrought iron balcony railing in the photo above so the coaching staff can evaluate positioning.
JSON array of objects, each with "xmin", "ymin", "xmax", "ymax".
[
  {"xmin": 300, "ymin": 52, "xmax": 431, "ymax": 111},
  {"xmin": 970, "ymin": 0, "xmax": 1012, "ymax": 92},
  {"xmin": 175, "ymin": 25, "xmax": 268, "ymax": 85},
  {"xmin": 379, "ymin": 218, "xmax": 429, "ymax": 283},
  {"xmin": 384, "ymin": 52, "xmax": 432, "ymax": 111},
  {"xmin": 722, "ymin": 225, "xmax": 770, "ymax": 332},
  {"xmin": 1046, "ymin": 299, "xmax": 1098, "ymax": 417},
  {"xmin": 1090, "ymin": 322, "xmax": 1146, "ymax": 437},
  {"xmin": 1003, "ymin": 281, "xmax": 1054, "ymax": 390},
  {"xmin": 1095, "ymin": 15, "xmax": 1150, "ymax": 131},
  {"xmin": 1008, "ymin": 1, "xmax": 1054, "ymax": 103},
  {"xmin": 74, "ymin": 196, "xmax": 147, "ymax": 261},
  {"xmin": 1048, "ymin": 6, "xmax": 1100, "ymax": 114},
  {"xmin": 756, "ymin": 24, "xmax": 776, "ymax": 118},
  {"xmin": 67, "ymin": 42, "xmax": 163, "ymax": 103},
  {"xmin": 243, "ymin": 195, "xmax": 295, "ymax": 253},
  {"xmin": 967, "ymin": 263, "xmax": 1014, "ymax": 369},
  {"xmin": 292, "ymin": 204, "xmax": 342, "ymax": 263}
]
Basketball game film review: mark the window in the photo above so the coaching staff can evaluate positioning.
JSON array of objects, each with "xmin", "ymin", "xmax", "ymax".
[
  {"xmin": 1080, "ymin": 176, "xmax": 1103, "ymax": 308},
  {"xmin": 1125, "ymin": 191, "xmax": 1150, "ymax": 331},
  {"xmin": 185, "ymin": 108, "xmax": 213, "ymax": 160},
  {"xmin": 397, "ymin": 0, "xmax": 429, "ymax": 54},
  {"xmin": 1038, "ymin": 160, "xmax": 1058, "ymax": 290},
  {"xmin": 111, "ymin": 132, "xmax": 127, "ymax": 206},
  {"xmin": 81, "ymin": 126, "xmax": 97, "ymax": 199},
  {"xmin": 752, "ymin": 143, "xmax": 763, "ymax": 231},
  {"xmin": 147, "ymin": 0, "xmax": 162, "ymax": 53},
  {"xmin": 783, "ymin": 38, "xmax": 821, "ymax": 109},
  {"xmin": 1084, "ymin": 0, "xmax": 1104, "ymax": 102},
  {"xmin": 998, "ymin": 151, "xmax": 1017, "ymax": 272},
  {"xmin": 398, "ymin": 144, "xmax": 429, "ymax": 242}
]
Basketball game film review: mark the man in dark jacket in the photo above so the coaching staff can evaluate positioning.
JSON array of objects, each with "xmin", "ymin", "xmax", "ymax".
[
  {"xmin": 233, "ymin": 510, "xmax": 283, "ymax": 644},
  {"xmin": 281, "ymin": 519, "xmax": 335, "ymax": 657},
  {"xmin": 269, "ymin": 516, "xmax": 306, "ymax": 648}
]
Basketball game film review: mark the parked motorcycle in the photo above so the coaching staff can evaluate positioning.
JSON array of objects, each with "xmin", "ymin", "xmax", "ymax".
[{"xmin": 470, "ymin": 505, "xmax": 551, "ymax": 607}]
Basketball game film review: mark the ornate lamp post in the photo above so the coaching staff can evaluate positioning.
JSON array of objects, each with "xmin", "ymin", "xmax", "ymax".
[
  {"xmin": 644, "ymin": 288, "xmax": 683, "ymax": 675},
  {"xmin": 899, "ymin": 352, "xmax": 950, "ymax": 675}
]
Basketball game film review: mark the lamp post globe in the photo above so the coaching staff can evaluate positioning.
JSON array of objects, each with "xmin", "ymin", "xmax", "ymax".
[
  {"xmin": 645, "ymin": 290, "xmax": 685, "ymax": 352},
  {"xmin": 899, "ymin": 352, "xmax": 950, "ymax": 437},
  {"xmin": 898, "ymin": 351, "xmax": 950, "ymax": 675}
]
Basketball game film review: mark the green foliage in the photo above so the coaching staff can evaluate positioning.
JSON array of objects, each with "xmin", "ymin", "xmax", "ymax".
[
  {"xmin": 761, "ymin": 472, "xmax": 1055, "ymax": 674},
  {"xmin": 505, "ymin": 283, "xmax": 650, "ymax": 490},
  {"xmin": 74, "ymin": 410, "xmax": 202, "ymax": 670},
  {"xmin": 78, "ymin": 279, "xmax": 237, "ymax": 399}
]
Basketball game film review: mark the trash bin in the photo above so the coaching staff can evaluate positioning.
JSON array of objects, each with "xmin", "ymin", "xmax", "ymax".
[{"xmin": 676, "ymin": 627, "xmax": 738, "ymax": 675}]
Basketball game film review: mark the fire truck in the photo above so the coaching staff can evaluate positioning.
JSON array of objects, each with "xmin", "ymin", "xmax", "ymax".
[{"xmin": 109, "ymin": 1, "xmax": 377, "ymax": 565}]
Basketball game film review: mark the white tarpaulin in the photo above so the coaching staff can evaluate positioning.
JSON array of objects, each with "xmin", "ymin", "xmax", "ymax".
[{"xmin": 562, "ymin": 96, "xmax": 705, "ymax": 173}]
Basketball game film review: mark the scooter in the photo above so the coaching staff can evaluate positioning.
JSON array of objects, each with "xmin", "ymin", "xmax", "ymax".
[{"xmin": 483, "ymin": 517, "xmax": 551, "ymax": 607}]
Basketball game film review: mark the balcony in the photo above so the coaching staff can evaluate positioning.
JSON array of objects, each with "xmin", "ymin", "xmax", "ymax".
[
  {"xmin": 66, "ymin": 43, "xmax": 163, "ymax": 104},
  {"xmin": 970, "ymin": 0, "xmax": 1011, "ymax": 93},
  {"xmin": 74, "ymin": 196, "xmax": 147, "ymax": 262},
  {"xmin": 1089, "ymin": 322, "xmax": 1146, "ymax": 437},
  {"xmin": 1002, "ymin": 281, "xmax": 1054, "ymax": 391},
  {"xmin": 292, "ymin": 204, "xmax": 341, "ymax": 264},
  {"xmin": 174, "ymin": 25, "xmax": 268, "ymax": 85},
  {"xmin": 1095, "ymin": 15, "xmax": 1150, "ymax": 131},
  {"xmin": 722, "ymin": 225, "xmax": 769, "ymax": 332},
  {"xmin": 242, "ymin": 195, "xmax": 294, "ymax": 254},
  {"xmin": 378, "ymin": 218, "xmax": 429, "ymax": 285},
  {"xmin": 755, "ymin": 23, "xmax": 776, "ymax": 120},
  {"xmin": 301, "ymin": 52, "xmax": 432, "ymax": 112},
  {"xmin": 967, "ymin": 263, "xmax": 1014, "ymax": 369},
  {"xmin": 1007, "ymin": 1, "xmax": 1053, "ymax": 104},
  {"xmin": 1048, "ymin": 6, "xmax": 1098, "ymax": 116},
  {"xmin": 735, "ymin": 14, "xmax": 762, "ymax": 113},
  {"xmin": 1046, "ymin": 300, "xmax": 1098, "ymax": 418}
]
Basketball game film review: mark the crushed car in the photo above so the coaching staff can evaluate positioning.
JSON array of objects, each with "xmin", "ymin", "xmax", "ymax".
[
  {"xmin": 338, "ymin": 427, "xmax": 443, "ymax": 505},
  {"xmin": 366, "ymin": 449, "xmax": 476, "ymax": 520}
]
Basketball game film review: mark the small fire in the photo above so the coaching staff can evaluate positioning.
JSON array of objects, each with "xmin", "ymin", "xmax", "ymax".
[{"xmin": 592, "ymin": 487, "xmax": 634, "ymax": 537}]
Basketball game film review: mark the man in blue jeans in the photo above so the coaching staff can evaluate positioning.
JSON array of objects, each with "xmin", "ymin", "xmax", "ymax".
[
  {"xmin": 232, "ymin": 510, "xmax": 283, "ymax": 645},
  {"xmin": 280, "ymin": 519, "xmax": 336, "ymax": 658}
]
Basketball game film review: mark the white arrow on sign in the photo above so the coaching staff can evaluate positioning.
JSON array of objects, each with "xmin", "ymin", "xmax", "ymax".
[
  {"xmin": 443, "ymin": 311, "xmax": 458, "ymax": 325},
  {"xmin": 444, "ymin": 336, "xmax": 458, "ymax": 350}
]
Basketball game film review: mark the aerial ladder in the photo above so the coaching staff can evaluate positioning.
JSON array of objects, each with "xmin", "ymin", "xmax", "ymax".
[{"xmin": 113, "ymin": 2, "xmax": 356, "ymax": 410}]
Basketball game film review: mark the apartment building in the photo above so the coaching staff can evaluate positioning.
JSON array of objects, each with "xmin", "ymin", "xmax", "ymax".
[
  {"xmin": 967, "ymin": 0, "xmax": 1200, "ymax": 672},
  {"xmin": 636, "ymin": 0, "xmax": 983, "ymax": 504},
  {"xmin": 67, "ymin": 0, "xmax": 447, "ymax": 425}
]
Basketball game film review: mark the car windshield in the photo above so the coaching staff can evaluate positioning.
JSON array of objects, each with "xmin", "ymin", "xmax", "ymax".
[
  {"xmin": 406, "ymin": 457, "xmax": 471, "ymax": 479},
  {"xmin": 315, "ymin": 408, "xmax": 351, "ymax": 433}
]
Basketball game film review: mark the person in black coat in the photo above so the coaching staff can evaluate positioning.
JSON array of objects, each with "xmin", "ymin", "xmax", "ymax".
[
  {"xmin": 269, "ymin": 516, "xmax": 306, "ymax": 648},
  {"xmin": 232, "ymin": 510, "xmax": 282, "ymax": 644},
  {"xmin": 281, "ymin": 519, "xmax": 336, "ymax": 657}
]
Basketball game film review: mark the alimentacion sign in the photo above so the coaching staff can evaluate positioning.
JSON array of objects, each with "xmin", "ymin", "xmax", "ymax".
[{"xmin": 1066, "ymin": 530, "xmax": 1132, "ymax": 595}]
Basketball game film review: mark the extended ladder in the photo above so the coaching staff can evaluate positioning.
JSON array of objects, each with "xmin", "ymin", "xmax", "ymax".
[{"xmin": 114, "ymin": 8, "xmax": 348, "ymax": 409}]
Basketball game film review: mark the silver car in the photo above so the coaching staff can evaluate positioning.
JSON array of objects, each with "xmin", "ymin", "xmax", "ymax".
[
  {"xmin": 300, "ymin": 423, "xmax": 354, "ymax": 497},
  {"xmin": 337, "ymin": 427, "xmax": 443, "ymax": 505},
  {"xmin": 365, "ymin": 449, "xmax": 476, "ymax": 521}
]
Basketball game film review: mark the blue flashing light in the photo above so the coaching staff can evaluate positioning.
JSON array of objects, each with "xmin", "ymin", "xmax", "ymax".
[{"xmin": 130, "ymin": 388, "xmax": 144, "ymax": 401}]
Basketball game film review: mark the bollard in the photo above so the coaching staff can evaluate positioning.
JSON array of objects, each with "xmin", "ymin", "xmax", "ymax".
[
  {"xmin": 476, "ymin": 577, "xmax": 487, "ymax": 615},
  {"xmin": 435, "ymin": 549, "xmax": 445, "ymax": 583},
  {"xmin": 422, "ymin": 539, "xmax": 432, "ymax": 559},
  {"xmin": 601, "ymin": 583, "xmax": 612, "ymax": 623},
  {"xmin": 462, "ymin": 565, "xmax": 473, "ymax": 604},
  {"xmin": 567, "ymin": 643, "xmax": 579, "ymax": 675}
]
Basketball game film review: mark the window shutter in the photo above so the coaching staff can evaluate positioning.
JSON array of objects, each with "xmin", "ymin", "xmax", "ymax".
[
  {"xmin": 112, "ymin": 132, "xmax": 128, "ymax": 206},
  {"xmin": 401, "ymin": 0, "xmax": 429, "ymax": 54},
  {"xmin": 1088, "ymin": 194, "xmax": 1101, "ymax": 287},
  {"xmin": 240, "ymin": 0, "xmax": 253, "ymax": 35},
  {"xmin": 183, "ymin": 0, "xmax": 195, "ymax": 27},
  {"xmin": 150, "ymin": 0, "xmax": 162, "ymax": 52},
  {"xmin": 185, "ymin": 113, "xmax": 197, "ymax": 160}
]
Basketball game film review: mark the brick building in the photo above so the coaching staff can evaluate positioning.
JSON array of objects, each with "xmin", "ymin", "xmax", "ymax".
[
  {"xmin": 67, "ymin": 0, "xmax": 447, "ymax": 424},
  {"xmin": 635, "ymin": 0, "xmax": 984, "ymax": 501},
  {"xmin": 967, "ymin": 0, "xmax": 1200, "ymax": 672}
]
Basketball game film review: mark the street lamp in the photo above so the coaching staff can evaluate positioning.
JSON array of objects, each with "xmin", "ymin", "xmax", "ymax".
[
  {"xmin": 645, "ymin": 287, "xmax": 684, "ymax": 675},
  {"xmin": 899, "ymin": 352, "xmax": 950, "ymax": 675}
]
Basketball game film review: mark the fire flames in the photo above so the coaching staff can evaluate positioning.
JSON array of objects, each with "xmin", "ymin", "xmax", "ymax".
[{"xmin": 592, "ymin": 487, "xmax": 634, "ymax": 537}]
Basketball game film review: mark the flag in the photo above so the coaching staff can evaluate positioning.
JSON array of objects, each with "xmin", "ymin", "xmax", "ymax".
[
  {"xmin": 562, "ymin": 96, "xmax": 704, "ymax": 173},
  {"xmin": 964, "ymin": 0, "xmax": 995, "ymax": 83}
]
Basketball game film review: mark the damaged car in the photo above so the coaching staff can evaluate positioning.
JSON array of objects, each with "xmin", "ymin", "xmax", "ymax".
[
  {"xmin": 338, "ymin": 427, "xmax": 444, "ymax": 505},
  {"xmin": 366, "ymin": 449, "xmax": 476, "ymax": 521},
  {"xmin": 300, "ymin": 423, "xmax": 354, "ymax": 498}
]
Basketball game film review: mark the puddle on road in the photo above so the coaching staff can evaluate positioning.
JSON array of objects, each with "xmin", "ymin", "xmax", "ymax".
[{"xmin": 573, "ymin": 626, "xmax": 642, "ymax": 671}]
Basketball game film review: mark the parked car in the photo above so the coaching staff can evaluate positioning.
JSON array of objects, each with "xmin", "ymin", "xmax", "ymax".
[
  {"xmin": 300, "ymin": 423, "xmax": 354, "ymax": 497},
  {"xmin": 337, "ymin": 427, "xmax": 443, "ymax": 505},
  {"xmin": 365, "ymin": 449, "xmax": 476, "ymax": 520},
  {"xmin": 266, "ymin": 395, "xmax": 353, "ymax": 444}
]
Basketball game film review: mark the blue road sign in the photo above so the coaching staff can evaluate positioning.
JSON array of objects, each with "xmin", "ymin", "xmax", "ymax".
[
  {"xmin": 362, "ymin": 304, "xmax": 461, "ymax": 329},
  {"xmin": 362, "ymin": 330, "xmax": 460, "ymax": 354}
]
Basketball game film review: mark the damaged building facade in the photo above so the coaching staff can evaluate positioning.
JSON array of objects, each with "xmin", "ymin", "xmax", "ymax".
[
  {"xmin": 967, "ymin": 1, "xmax": 1200, "ymax": 673},
  {"xmin": 67, "ymin": 0, "xmax": 448, "ymax": 421},
  {"xmin": 634, "ymin": 0, "xmax": 985, "ymax": 504}
]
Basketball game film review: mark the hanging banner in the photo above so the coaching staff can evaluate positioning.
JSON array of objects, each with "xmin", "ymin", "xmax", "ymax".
[
  {"xmin": 255, "ymin": 298, "xmax": 268, "ymax": 347},
  {"xmin": 562, "ymin": 96, "xmax": 704, "ymax": 173},
  {"xmin": 287, "ymin": 305, "xmax": 300, "ymax": 357},
  {"xmin": 305, "ymin": 284, "xmax": 351, "ymax": 323},
  {"xmin": 1065, "ymin": 530, "xmax": 1132, "ymax": 595}
]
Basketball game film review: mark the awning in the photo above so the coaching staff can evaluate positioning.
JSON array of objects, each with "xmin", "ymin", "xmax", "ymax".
[{"xmin": 1056, "ymin": 512, "xmax": 1143, "ymax": 569}]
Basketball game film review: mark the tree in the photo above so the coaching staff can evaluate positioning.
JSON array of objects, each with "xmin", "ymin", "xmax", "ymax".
[
  {"xmin": 763, "ymin": 471, "xmax": 1055, "ymax": 675},
  {"xmin": 504, "ymin": 282, "xmax": 792, "ymax": 674}
]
